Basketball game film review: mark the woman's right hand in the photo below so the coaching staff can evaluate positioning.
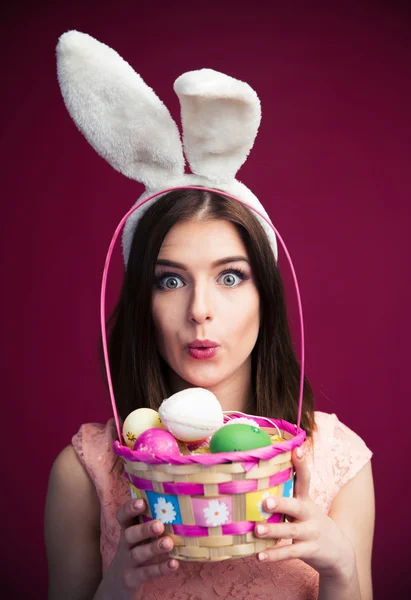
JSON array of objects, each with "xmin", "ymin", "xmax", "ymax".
[{"xmin": 101, "ymin": 498, "xmax": 179, "ymax": 598}]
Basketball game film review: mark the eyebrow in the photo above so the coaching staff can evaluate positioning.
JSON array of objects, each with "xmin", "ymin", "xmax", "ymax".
[{"xmin": 155, "ymin": 256, "xmax": 250, "ymax": 270}]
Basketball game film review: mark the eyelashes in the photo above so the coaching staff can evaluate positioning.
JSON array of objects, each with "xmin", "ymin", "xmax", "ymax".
[{"xmin": 153, "ymin": 267, "xmax": 249, "ymax": 291}]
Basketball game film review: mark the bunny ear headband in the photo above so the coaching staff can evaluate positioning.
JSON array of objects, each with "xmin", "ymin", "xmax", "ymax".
[{"xmin": 56, "ymin": 30, "xmax": 278, "ymax": 265}]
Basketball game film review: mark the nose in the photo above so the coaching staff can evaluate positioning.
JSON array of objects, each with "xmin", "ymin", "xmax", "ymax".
[{"xmin": 188, "ymin": 281, "xmax": 214, "ymax": 324}]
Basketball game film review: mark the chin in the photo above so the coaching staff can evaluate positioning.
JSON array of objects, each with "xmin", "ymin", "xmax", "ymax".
[
  {"xmin": 184, "ymin": 375, "xmax": 222, "ymax": 389},
  {"xmin": 179, "ymin": 367, "xmax": 225, "ymax": 390}
]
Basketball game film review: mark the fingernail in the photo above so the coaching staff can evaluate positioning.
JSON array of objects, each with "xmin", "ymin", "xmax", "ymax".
[
  {"xmin": 152, "ymin": 521, "xmax": 163, "ymax": 534},
  {"xmin": 168, "ymin": 559, "xmax": 178, "ymax": 569},
  {"xmin": 256, "ymin": 524, "xmax": 268, "ymax": 535},
  {"xmin": 296, "ymin": 447, "xmax": 303, "ymax": 459},
  {"xmin": 134, "ymin": 499, "xmax": 144, "ymax": 510},
  {"xmin": 266, "ymin": 497, "xmax": 276, "ymax": 510},
  {"xmin": 160, "ymin": 537, "xmax": 172, "ymax": 550},
  {"xmin": 258, "ymin": 552, "xmax": 268, "ymax": 561}
]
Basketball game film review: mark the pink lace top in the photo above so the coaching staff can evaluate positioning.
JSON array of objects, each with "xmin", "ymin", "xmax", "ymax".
[{"xmin": 72, "ymin": 411, "xmax": 372, "ymax": 600}]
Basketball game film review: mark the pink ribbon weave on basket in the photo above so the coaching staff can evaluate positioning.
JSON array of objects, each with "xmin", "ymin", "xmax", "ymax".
[{"xmin": 141, "ymin": 515, "xmax": 282, "ymax": 536}]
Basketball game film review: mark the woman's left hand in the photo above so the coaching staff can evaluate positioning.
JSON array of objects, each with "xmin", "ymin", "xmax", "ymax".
[{"xmin": 254, "ymin": 446, "xmax": 355, "ymax": 578}]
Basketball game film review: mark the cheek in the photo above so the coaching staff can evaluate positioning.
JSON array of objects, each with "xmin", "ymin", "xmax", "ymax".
[
  {"xmin": 152, "ymin": 296, "xmax": 182, "ymax": 344},
  {"xmin": 225, "ymin": 290, "xmax": 260, "ymax": 338}
]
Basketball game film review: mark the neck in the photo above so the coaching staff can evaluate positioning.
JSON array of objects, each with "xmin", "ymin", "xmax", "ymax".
[{"xmin": 166, "ymin": 362, "xmax": 255, "ymax": 414}]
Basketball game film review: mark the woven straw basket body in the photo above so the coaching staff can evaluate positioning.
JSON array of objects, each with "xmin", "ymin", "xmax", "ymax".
[{"xmin": 113, "ymin": 419, "xmax": 305, "ymax": 561}]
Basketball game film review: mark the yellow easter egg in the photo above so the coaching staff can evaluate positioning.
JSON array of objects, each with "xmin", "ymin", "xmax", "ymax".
[{"xmin": 122, "ymin": 408, "xmax": 164, "ymax": 449}]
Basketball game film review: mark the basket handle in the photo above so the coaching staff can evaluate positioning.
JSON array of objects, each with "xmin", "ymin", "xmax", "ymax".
[{"xmin": 100, "ymin": 187, "xmax": 305, "ymax": 443}]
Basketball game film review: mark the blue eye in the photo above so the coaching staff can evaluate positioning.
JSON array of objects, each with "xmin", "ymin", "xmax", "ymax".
[
  {"xmin": 156, "ymin": 274, "xmax": 184, "ymax": 290},
  {"xmin": 218, "ymin": 269, "xmax": 246, "ymax": 287}
]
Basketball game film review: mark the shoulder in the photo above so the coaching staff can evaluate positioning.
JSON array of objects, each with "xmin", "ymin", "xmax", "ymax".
[
  {"xmin": 313, "ymin": 410, "xmax": 372, "ymax": 450},
  {"xmin": 312, "ymin": 410, "xmax": 347, "ymax": 435},
  {"xmin": 312, "ymin": 411, "xmax": 373, "ymax": 489},
  {"xmin": 313, "ymin": 410, "xmax": 371, "ymax": 448},
  {"xmin": 53, "ymin": 443, "xmax": 94, "ymax": 482},
  {"xmin": 46, "ymin": 444, "xmax": 100, "ymax": 529}
]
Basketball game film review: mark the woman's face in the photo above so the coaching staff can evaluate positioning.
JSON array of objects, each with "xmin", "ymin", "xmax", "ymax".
[{"xmin": 151, "ymin": 218, "xmax": 260, "ymax": 392}]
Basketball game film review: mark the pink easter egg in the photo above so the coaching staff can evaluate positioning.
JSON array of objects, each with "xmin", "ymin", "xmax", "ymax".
[{"xmin": 133, "ymin": 428, "xmax": 181, "ymax": 457}]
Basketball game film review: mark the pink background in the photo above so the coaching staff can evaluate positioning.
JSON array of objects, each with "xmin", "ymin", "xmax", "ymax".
[{"xmin": 2, "ymin": 1, "xmax": 410, "ymax": 597}]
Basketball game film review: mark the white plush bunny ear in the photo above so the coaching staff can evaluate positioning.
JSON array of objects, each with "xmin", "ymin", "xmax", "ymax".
[
  {"xmin": 174, "ymin": 69, "xmax": 261, "ymax": 183},
  {"xmin": 57, "ymin": 31, "xmax": 185, "ymax": 189}
]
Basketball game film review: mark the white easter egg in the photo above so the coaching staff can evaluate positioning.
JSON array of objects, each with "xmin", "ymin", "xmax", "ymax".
[{"xmin": 158, "ymin": 388, "xmax": 224, "ymax": 442}]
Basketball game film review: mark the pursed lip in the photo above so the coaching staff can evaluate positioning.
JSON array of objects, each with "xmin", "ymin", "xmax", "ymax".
[{"xmin": 186, "ymin": 339, "xmax": 220, "ymax": 349}]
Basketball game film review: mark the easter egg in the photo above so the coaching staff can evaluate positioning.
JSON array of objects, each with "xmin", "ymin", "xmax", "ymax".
[
  {"xmin": 209, "ymin": 423, "xmax": 272, "ymax": 453},
  {"xmin": 159, "ymin": 388, "xmax": 224, "ymax": 443},
  {"xmin": 122, "ymin": 408, "xmax": 164, "ymax": 449},
  {"xmin": 133, "ymin": 428, "xmax": 181, "ymax": 457}
]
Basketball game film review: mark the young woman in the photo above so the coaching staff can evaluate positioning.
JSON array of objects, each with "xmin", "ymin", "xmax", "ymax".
[{"xmin": 45, "ymin": 189, "xmax": 374, "ymax": 600}]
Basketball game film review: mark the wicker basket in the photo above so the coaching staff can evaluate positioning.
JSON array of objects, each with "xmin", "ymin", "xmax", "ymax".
[
  {"xmin": 101, "ymin": 186, "xmax": 307, "ymax": 562},
  {"xmin": 113, "ymin": 420, "xmax": 305, "ymax": 561}
]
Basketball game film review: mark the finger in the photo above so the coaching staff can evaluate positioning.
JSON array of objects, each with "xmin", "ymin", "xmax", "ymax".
[
  {"xmin": 254, "ymin": 520, "xmax": 314, "ymax": 541},
  {"xmin": 262, "ymin": 496, "xmax": 309, "ymax": 521},
  {"xmin": 116, "ymin": 499, "xmax": 146, "ymax": 528},
  {"xmin": 130, "ymin": 535, "xmax": 175, "ymax": 566},
  {"xmin": 292, "ymin": 446, "xmax": 311, "ymax": 500},
  {"xmin": 139, "ymin": 557, "xmax": 179, "ymax": 580},
  {"xmin": 123, "ymin": 557, "xmax": 179, "ymax": 590},
  {"xmin": 257, "ymin": 540, "xmax": 318, "ymax": 563},
  {"xmin": 124, "ymin": 519, "xmax": 164, "ymax": 547}
]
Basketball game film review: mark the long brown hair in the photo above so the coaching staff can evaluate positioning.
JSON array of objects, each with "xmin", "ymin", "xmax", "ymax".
[{"xmin": 100, "ymin": 189, "xmax": 316, "ymax": 437}]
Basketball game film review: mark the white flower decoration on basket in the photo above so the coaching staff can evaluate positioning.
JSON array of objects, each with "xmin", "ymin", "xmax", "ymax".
[
  {"xmin": 154, "ymin": 497, "xmax": 177, "ymax": 524},
  {"xmin": 203, "ymin": 499, "xmax": 230, "ymax": 527}
]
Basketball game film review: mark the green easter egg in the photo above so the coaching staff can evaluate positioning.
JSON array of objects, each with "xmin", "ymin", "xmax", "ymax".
[{"xmin": 209, "ymin": 424, "xmax": 272, "ymax": 453}]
